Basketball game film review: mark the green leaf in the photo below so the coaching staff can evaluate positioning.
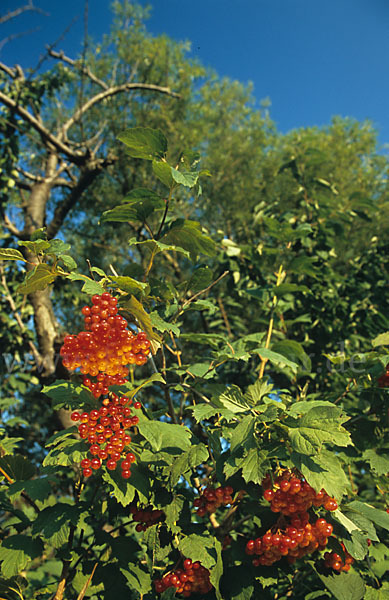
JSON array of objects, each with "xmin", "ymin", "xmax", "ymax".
[
  {"xmin": 240, "ymin": 448, "xmax": 268, "ymax": 484},
  {"xmin": 372, "ymin": 331, "xmax": 389, "ymax": 347},
  {"xmin": 108, "ymin": 275, "xmax": 149, "ymax": 296},
  {"xmin": 191, "ymin": 404, "xmax": 228, "ymax": 423},
  {"xmin": 291, "ymin": 451, "xmax": 350, "ymax": 500},
  {"xmin": 8, "ymin": 477, "xmax": 52, "ymax": 502},
  {"xmin": 164, "ymin": 494, "xmax": 185, "ymax": 531},
  {"xmin": 271, "ymin": 283, "xmax": 310, "ymax": 296},
  {"xmin": 362, "ymin": 449, "xmax": 389, "ymax": 475},
  {"xmin": 102, "ymin": 469, "xmax": 135, "ymax": 506},
  {"xmin": 152, "ymin": 160, "xmax": 175, "ymax": 187},
  {"xmin": 0, "ymin": 535, "xmax": 44, "ymax": 577},
  {"xmin": 178, "ymin": 534, "xmax": 217, "ymax": 569},
  {"xmin": 188, "ymin": 266, "xmax": 213, "ymax": 292},
  {"xmin": 121, "ymin": 564, "xmax": 151, "ymax": 594},
  {"xmin": 289, "ymin": 255, "xmax": 318, "ymax": 277},
  {"xmin": 120, "ymin": 295, "xmax": 161, "ymax": 344},
  {"xmin": 0, "ymin": 436, "xmax": 24, "ymax": 456},
  {"xmin": 271, "ymin": 339, "xmax": 312, "ymax": 372},
  {"xmin": 347, "ymin": 501, "xmax": 389, "ymax": 530},
  {"xmin": 137, "ymin": 420, "xmax": 191, "ymax": 452},
  {"xmin": 101, "ymin": 191, "xmax": 165, "ymax": 224},
  {"xmin": 256, "ymin": 347, "xmax": 299, "ymax": 372},
  {"xmin": 0, "ymin": 576, "xmax": 28, "ymax": 600},
  {"xmin": 46, "ymin": 239, "xmax": 71, "ymax": 254},
  {"xmin": 17, "ymin": 264, "xmax": 57, "ymax": 294},
  {"xmin": 18, "ymin": 240, "xmax": 50, "ymax": 254},
  {"xmin": 229, "ymin": 416, "xmax": 256, "ymax": 454},
  {"xmin": 168, "ymin": 443, "xmax": 208, "ymax": 486},
  {"xmin": 218, "ymin": 385, "xmax": 251, "ymax": 413},
  {"xmin": 118, "ymin": 127, "xmax": 167, "ymax": 160},
  {"xmin": 58, "ymin": 254, "xmax": 77, "ymax": 270},
  {"xmin": 100, "ymin": 204, "xmax": 140, "ymax": 223},
  {"xmin": 42, "ymin": 380, "xmax": 97, "ymax": 411},
  {"xmin": 0, "ymin": 248, "xmax": 27, "ymax": 262},
  {"xmin": 150, "ymin": 312, "xmax": 180, "ymax": 336},
  {"xmin": 161, "ymin": 219, "xmax": 216, "ymax": 261},
  {"xmin": 288, "ymin": 406, "xmax": 352, "ymax": 455},
  {"xmin": 317, "ymin": 571, "xmax": 365, "ymax": 600},
  {"xmin": 0, "ymin": 455, "xmax": 35, "ymax": 481},
  {"xmin": 222, "ymin": 566, "xmax": 254, "ymax": 600},
  {"xmin": 65, "ymin": 272, "xmax": 105, "ymax": 295},
  {"xmin": 365, "ymin": 583, "xmax": 389, "ymax": 599},
  {"xmin": 170, "ymin": 168, "xmax": 199, "ymax": 188},
  {"xmin": 32, "ymin": 503, "xmax": 81, "ymax": 547},
  {"xmin": 43, "ymin": 437, "xmax": 89, "ymax": 467},
  {"xmin": 180, "ymin": 333, "xmax": 225, "ymax": 349}
]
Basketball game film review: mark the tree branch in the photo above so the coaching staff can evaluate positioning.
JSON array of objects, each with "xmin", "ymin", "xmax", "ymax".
[
  {"xmin": 45, "ymin": 157, "xmax": 114, "ymax": 238},
  {"xmin": 0, "ymin": 90, "xmax": 86, "ymax": 163},
  {"xmin": 60, "ymin": 82, "xmax": 181, "ymax": 139},
  {"xmin": 48, "ymin": 49, "xmax": 108, "ymax": 90},
  {"xmin": 0, "ymin": 1, "xmax": 48, "ymax": 25},
  {"xmin": 0, "ymin": 264, "xmax": 43, "ymax": 367},
  {"xmin": 2, "ymin": 214, "xmax": 23, "ymax": 237}
]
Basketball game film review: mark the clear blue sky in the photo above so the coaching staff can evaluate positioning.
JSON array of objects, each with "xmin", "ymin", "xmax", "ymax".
[{"xmin": 1, "ymin": 0, "xmax": 389, "ymax": 145}]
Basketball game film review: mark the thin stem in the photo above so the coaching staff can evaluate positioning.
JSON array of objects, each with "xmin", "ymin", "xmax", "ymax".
[
  {"xmin": 156, "ymin": 186, "xmax": 174, "ymax": 240},
  {"xmin": 258, "ymin": 265, "xmax": 284, "ymax": 379}
]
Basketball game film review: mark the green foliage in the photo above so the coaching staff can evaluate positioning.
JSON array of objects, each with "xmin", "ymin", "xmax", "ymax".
[{"xmin": 1, "ymin": 4, "xmax": 389, "ymax": 595}]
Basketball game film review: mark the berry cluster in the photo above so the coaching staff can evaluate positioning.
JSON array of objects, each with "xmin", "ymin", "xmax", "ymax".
[
  {"xmin": 71, "ymin": 393, "xmax": 140, "ymax": 478},
  {"xmin": 193, "ymin": 485, "xmax": 234, "ymax": 516},
  {"xmin": 129, "ymin": 504, "xmax": 165, "ymax": 532},
  {"xmin": 60, "ymin": 292, "xmax": 150, "ymax": 387},
  {"xmin": 262, "ymin": 470, "xmax": 338, "ymax": 515},
  {"xmin": 154, "ymin": 559, "xmax": 212, "ymax": 597},
  {"xmin": 246, "ymin": 515, "xmax": 333, "ymax": 566},
  {"xmin": 324, "ymin": 543, "xmax": 354, "ymax": 572},
  {"xmin": 378, "ymin": 366, "xmax": 389, "ymax": 388},
  {"xmin": 60, "ymin": 293, "xmax": 151, "ymax": 480}
]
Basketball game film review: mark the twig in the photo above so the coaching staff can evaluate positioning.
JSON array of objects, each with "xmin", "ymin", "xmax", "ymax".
[
  {"xmin": 258, "ymin": 265, "xmax": 284, "ymax": 379},
  {"xmin": 48, "ymin": 49, "xmax": 108, "ymax": 90},
  {"xmin": 181, "ymin": 271, "xmax": 229, "ymax": 311},
  {"xmin": 217, "ymin": 296, "xmax": 233, "ymax": 339},
  {"xmin": 0, "ymin": 1, "xmax": 48, "ymax": 25},
  {"xmin": 160, "ymin": 346, "xmax": 178, "ymax": 424},
  {"xmin": 0, "ymin": 265, "xmax": 43, "ymax": 367},
  {"xmin": 59, "ymin": 82, "xmax": 180, "ymax": 140},
  {"xmin": 76, "ymin": 562, "xmax": 98, "ymax": 600}
]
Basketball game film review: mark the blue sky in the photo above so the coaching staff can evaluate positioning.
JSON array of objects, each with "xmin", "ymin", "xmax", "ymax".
[{"xmin": 1, "ymin": 0, "xmax": 389, "ymax": 145}]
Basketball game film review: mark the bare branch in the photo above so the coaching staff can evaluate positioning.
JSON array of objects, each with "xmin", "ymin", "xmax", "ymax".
[
  {"xmin": 15, "ymin": 166, "xmax": 74, "ymax": 189},
  {"xmin": 60, "ymin": 82, "xmax": 181, "ymax": 139},
  {"xmin": 0, "ymin": 61, "xmax": 18, "ymax": 79},
  {"xmin": 46, "ymin": 156, "xmax": 115, "ymax": 239},
  {"xmin": 0, "ymin": 264, "xmax": 43, "ymax": 367},
  {"xmin": 2, "ymin": 214, "xmax": 22, "ymax": 237},
  {"xmin": 0, "ymin": 90, "xmax": 86, "ymax": 163},
  {"xmin": 0, "ymin": 28, "xmax": 40, "ymax": 54},
  {"xmin": 0, "ymin": 2, "xmax": 48, "ymax": 25},
  {"xmin": 48, "ymin": 49, "xmax": 108, "ymax": 90}
]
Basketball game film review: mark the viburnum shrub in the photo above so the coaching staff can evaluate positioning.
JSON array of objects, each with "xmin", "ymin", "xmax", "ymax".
[{"xmin": 0, "ymin": 127, "xmax": 388, "ymax": 600}]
